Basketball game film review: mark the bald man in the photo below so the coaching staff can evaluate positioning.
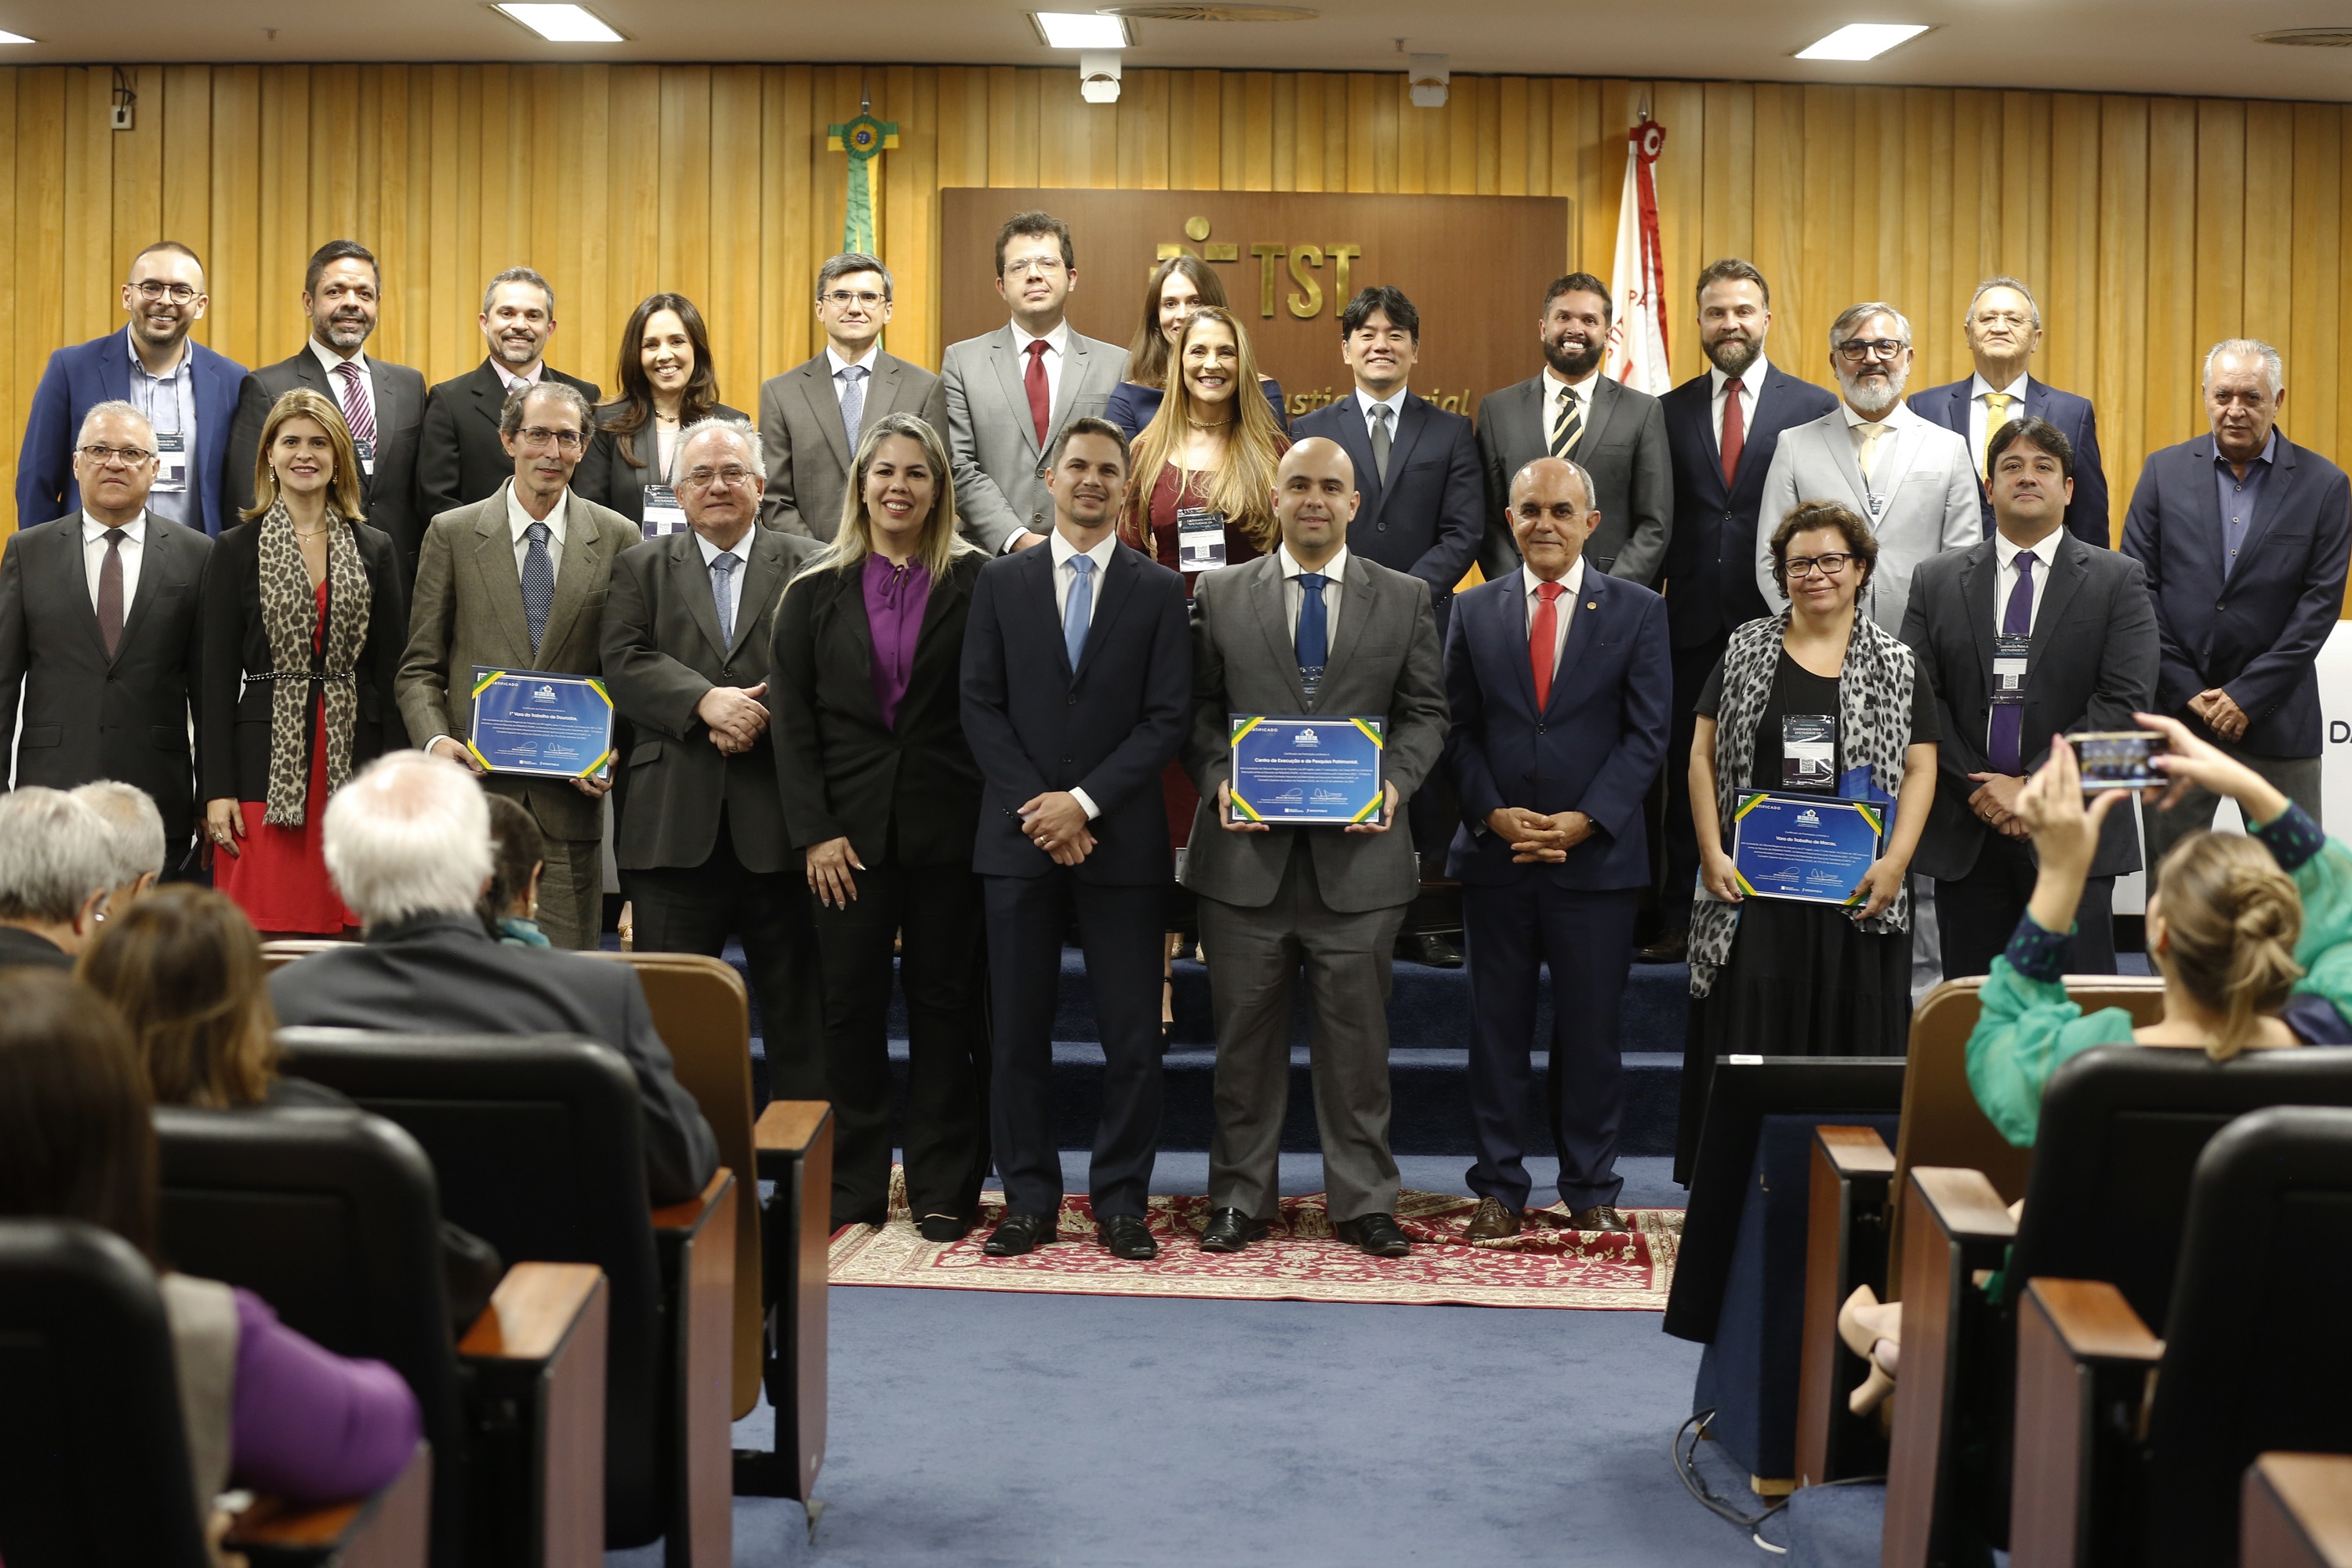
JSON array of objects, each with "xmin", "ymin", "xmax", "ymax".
[{"xmin": 1180, "ymin": 437, "xmax": 1450, "ymax": 1258}]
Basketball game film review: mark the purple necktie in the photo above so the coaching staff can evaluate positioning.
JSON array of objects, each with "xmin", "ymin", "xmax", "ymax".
[{"xmin": 1987, "ymin": 555, "xmax": 2034, "ymax": 775}]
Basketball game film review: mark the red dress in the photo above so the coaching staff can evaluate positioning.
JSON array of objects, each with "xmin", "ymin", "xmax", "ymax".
[{"xmin": 214, "ymin": 579, "xmax": 357, "ymax": 935}]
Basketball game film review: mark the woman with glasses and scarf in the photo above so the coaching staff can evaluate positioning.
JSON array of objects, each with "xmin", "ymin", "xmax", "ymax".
[
  {"xmin": 200, "ymin": 388, "xmax": 406, "ymax": 937},
  {"xmin": 1674, "ymin": 500, "xmax": 1939, "ymax": 1180}
]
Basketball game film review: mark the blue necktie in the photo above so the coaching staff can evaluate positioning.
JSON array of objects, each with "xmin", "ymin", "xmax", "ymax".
[
  {"xmin": 1987, "ymin": 554, "xmax": 2034, "ymax": 775},
  {"xmin": 838, "ymin": 365, "xmax": 869, "ymax": 454},
  {"xmin": 1064, "ymin": 553, "xmax": 1094, "ymax": 670},
  {"xmin": 521, "ymin": 520, "xmax": 554, "ymax": 653},
  {"xmin": 710, "ymin": 550, "xmax": 740, "ymax": 648},
  {"xmin": 1295, "ymin": 572, "xmax": 1329, "ymax": 700}
]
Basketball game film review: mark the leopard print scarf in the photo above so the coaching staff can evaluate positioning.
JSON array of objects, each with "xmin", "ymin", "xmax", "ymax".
[
  {"xmin": 1687, "ymin": 606, "xmax": 1918, "ymax": 999},
  {"xmin": 256, "ymin": 502, "xmax": 370, "ymax": 826}
]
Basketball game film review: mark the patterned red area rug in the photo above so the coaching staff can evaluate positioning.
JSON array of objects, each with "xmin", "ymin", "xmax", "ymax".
[{"xmin": 829, "ymin": 1176, "xmax": 1682, "ymax": 1310}]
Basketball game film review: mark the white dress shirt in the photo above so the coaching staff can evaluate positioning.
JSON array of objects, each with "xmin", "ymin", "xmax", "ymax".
[
  {"xmin": 1541, "ymin": 363, "xmax": 1604, "ymax": 450},
  {"xmin": 1968, "ymin": 371, "xmax": 2029, "ymax": 472},
  {"xmin": 694, "ymin": 528, "xmax": 749, "ymax": 633},
  {"xmin": 1276, "ymin": 543, "xmax": 1348, "ymax": 641},
  {"xmin": 1519, "ymin": 556, "xmax": 1587, "ymax": 677},
  {"xmin": 1046, "ymin": 525, "xmax": 1119, "ymax": 821},
  {"xmin": 1991, "ymin": 527, "xmax": 2059, "ymax": 638},
  {"xmin": 826, "ymin": 343, "xmax": 882, "ymax": 412},
  {"xmin": 1009, "ymin": 319, "xmax": 1069, "ymax": 431},
  {"xmin": 1355, "ymin": 386, "xmax": 1409, "ymax": 438},
  {"xmin": 1709, "ymin": 356, "xmax": 1770, "ymax": 448},
  {"xmin": 505, "ymin": 481, "xmax": 568, "ymax": 576},
  {"xmin": 81, "ymin": 510, "xmax": 148, "ymax": 611}
]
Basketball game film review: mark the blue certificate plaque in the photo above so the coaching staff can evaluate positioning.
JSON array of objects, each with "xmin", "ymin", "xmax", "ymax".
[
  {"xmin": 1730, "ymin": 791, "xmax": 1884, "ymax": 905},
  {"xmin": 466, "ymin": 668, "xmax": 615, "ymax": 779},
  {"xmin": 1229, "ymin": 715, "xmax": 1385, "ymax": 826}
]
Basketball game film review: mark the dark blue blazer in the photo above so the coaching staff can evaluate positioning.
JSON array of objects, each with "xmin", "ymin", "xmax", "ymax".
[
  {"xmin": 2120, "ymin": 430, "xmax": 2352, "ymax": 759},
  {"xmin": 960, "ymin": 538, "xmax": 1191, "ymax": 884},
  {"xmin": 1656, "ymin": 361, "xmax": 1837, "ymax": 650},
  {"xmin": 1290, "ymin": 391, "xmax": 1484, "ymax": 622},
  {"xmin": 1907, "ymin": 375, "xmax": 2110, "ymax": 546},
  {"xmin": 1442, "ymin": 564, "xmax": 1672, "ymax": 891},
  {"xmin": 15, "ymin": 328, "xmax": 248, "ymax": 536},
  {"xmin": 1102, "ymin": 377, "xmax": 1288, "ymax": 440}
]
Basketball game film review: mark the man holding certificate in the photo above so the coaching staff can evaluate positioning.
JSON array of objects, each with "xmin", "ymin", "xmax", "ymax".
[
  {"xmin": 1181, "ymin": 437, "xmax": 1449, "ymax": 1258},
  {"xmin": 396, "ymin": 381, "xmax": 637, "ymax": 949}
]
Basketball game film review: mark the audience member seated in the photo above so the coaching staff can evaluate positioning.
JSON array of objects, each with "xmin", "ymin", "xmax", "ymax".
[
  {"xmin": 478, "ymin": 793, "xmax": 553, "ymax": 947},
  {"xmin": 71, "ymin": 779, "xmax": 172, "ymax": 909},
  {"xmin": 0, "ymin": 965, "xmax": 421, "ymax": 1531},
  {"xmin": 0, "ymin": 787, "xmax": 117, "ymax": 971},
  {"xmin": 270, "ymin": 749, "xmax": 720, "ymax": 1203}
]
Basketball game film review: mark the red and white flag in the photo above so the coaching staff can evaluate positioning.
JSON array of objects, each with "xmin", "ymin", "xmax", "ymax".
[{"xmin": 1607, "ymin": 115, "xmax": 1671, "ymax": 394}]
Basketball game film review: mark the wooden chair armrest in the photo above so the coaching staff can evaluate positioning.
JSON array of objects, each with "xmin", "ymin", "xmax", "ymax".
[
  {"xmin": 2244, "ymin": 1454, "xmax": 2352, "ymax": 1568},
  {"xmin": 2024, "ymin": 1276, "xmax": 2161, "ymax": 1366},
  {"xmin": 652, "ymin": 1167, "xmax": 735, "ymax": 1236},
  {"xmin": 456, "ymin": 1264, "xmax": 608, "ymax": 1566},
  {"xmin": 754, "ymin": 1099, "xmax": 830, "ymax": 1157},
  {"xmin": 1817, "ymin": 1123, "xmax": 1895, "ymax": 1176},
  {"xmin": 2009, "ymin": 1279, "xmax": 2163, "ymax": 1567},
  {"xmin": 1795, "ymin": 1126, "xmax": 1900, "ymax": 1486},
  {"xmin": 226, "ymin": 1439, "xmax": 432, "ymax": 1566},
  {"xmin": 1907, "ymin": 1164, "xmax": 2018, "ymax": 1247},
  {"xmin": 457, "ymin": 1261, "xmax": 605, "ymax": 1360}
]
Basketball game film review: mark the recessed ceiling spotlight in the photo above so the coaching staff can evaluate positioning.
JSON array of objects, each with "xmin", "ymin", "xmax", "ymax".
[
  {"xmin": 1031, "ymin": 12, "xmax": 1135, "ymax": 49},
  {"xmin": 1795, "ymin": 23, "xmax": 1932, "ymax": 61},
  {"xmin": 491, "ymin": 4, "xmax": 627, "ymax": 43}
]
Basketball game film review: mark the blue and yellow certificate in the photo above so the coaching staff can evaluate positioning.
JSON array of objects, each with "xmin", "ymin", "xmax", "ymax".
[
  {"xmin": 466, "ymin": 668, "xmax": 615, "ymax": 779},
  {"xmin": 1729, "ymin": 791, "xmax": 1883, "ymax": 905},
  {"xmin": 1229, "ymin": 715, "xmax": 1385, "ymax": 826}
]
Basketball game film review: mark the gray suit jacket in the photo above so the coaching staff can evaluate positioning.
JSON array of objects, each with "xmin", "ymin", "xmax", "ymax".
[
  {"xmin": 599, "ymin": 524, "xmax": 821, "ymax": 872},
  {"xmin": 1179, "ymin": 551, "xmax": 1449, "ymax": 913},
  {"xmin": 941, "ymin": 325, "xmax": 1129, "ymax": 553},
  {"xmin": 224, "ymin": 349, "xmax": 429, "ymax": 575},
  {"xmin": 1754, "ymin": 401, "xmax": 1981, "ymax": 634},
  {"xmin": 756, "ymin": 350, "xmax": 949, "ymax": 539},
  {"xmin": 395, "ymin": 482, "xmax": 641, "ymax": 842},
  {"xmin": 1474, "ymin": 372, "xmax": 1673, "ymax": 586}
]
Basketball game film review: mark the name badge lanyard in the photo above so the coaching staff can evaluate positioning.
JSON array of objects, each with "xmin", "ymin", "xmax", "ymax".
[
  {"xmin": 641, "ymin": 423, "xmax": 689, "ymax": 539},
  {"xmin": 148, "ymin": 362, "xmax": 191, "ymax": 495}
]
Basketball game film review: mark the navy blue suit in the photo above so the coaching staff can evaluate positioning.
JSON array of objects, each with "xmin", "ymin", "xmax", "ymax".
[
  {"xmin": 16, "ymin": 328, "xmax": 247, "ymax": 535},
  {"xmin": 1290, "ymin": 391, "xmax": 1485, "ymax": 626},
  {"xmin": 2121, "ymin": 431, "xmax": 2352, "ymax": 760},
  {"xmin": 960, "ymin": 537, "xmax": 1190, "ymax": 1218},
  {"xmin": 1443, "ymin": 564, "xmax": 1671, "ymax": 1210},
  {"xmin": 1907, "ymin": 375, "xmax": 2111, "ymax": 546}
]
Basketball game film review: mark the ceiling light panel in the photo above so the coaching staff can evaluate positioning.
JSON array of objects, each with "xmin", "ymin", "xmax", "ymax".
[
  {"xmin": 1032, "ymin": 12, "xmax": 1134, "ymax": 49},
  {"xmin": 0, "ymin": 27, "xmax": 33, "ymax": 42},
  {"xmin": 1795, "ymin": 23, "xmax": 1931, "ymax": 61},
  {"xmin": 492, "ymin": 4, "xmax": 626, "ymax": 43}
]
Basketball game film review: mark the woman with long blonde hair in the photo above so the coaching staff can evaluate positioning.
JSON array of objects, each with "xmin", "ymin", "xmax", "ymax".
[
  {"xmin": 1120, "ymin": 306, "xmax": 1290, "ymax": 572},
  {"xmin": 1103, "ymin": 254, "xmax": 1290, "ymax": 437}
]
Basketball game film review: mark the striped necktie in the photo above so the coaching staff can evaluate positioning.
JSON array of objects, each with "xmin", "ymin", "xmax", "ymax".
[{"xmin": 1550, "ymin": 386, "xmax": 1582, "ymax": 459}]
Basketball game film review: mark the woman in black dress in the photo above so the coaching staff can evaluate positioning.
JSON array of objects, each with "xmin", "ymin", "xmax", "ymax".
[
  {"xmin": 1675, "ymin": 499, "xmax": 1938, "ymax": 1178},
  {"xmin": 575, "ymin": 292, "xmax": 744, "ymax": 535}
]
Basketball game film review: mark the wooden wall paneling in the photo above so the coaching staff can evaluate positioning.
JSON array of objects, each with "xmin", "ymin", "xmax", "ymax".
[
  {"xmin": 0, "ymin": 67, "xmax": 24, "ymax": 481},
  {"xmin": 2143, "ymin": 96, "xmax": 2198, "ymax": 452},
  {"xmin": 251, "ymin": 65, "xmax": 305, "ymax": 368},
  {"xmin": 206, "ymin": 66, "xmax": 260, "ymax": 369},
  {"xmin": 2241, "ymin": 100, "xmax": 2296, "ymax": 362},
  {"xmin": 1239, "ymin": 71, "xmax": 1274, "ymax": 192},
  {"xmin": 2341, "ymin": 111, "xmax": 2352, "ymax": 469},
  {"xmin": 2285, "ymin": 104, "xmax": 2339, "ymax": 459},
  {"xmin": 2096, "ymin": 95, "xmax": 2150, "ymax": 533},
  {"xmin": 158, "ymin": 66, "xmax": 212, "ymax": 329},
  {"xmin": 706, "ymin": 64, "xmax": 761, "ymax": 415},
  {"xmin": 2192, "ymin": 98, "xmax": 2246, "ymax": 400},
  {"xmin": 880, "ymin": 64, "xmax": 930, "ymax": 369},
  {"xmin": 2042, "ymin": 94, "xmax": 2099, "ymax": 416}
]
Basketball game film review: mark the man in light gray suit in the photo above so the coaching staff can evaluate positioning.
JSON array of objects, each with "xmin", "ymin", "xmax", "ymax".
[
  {"xmin": 940, "ymin": 210, "xmax": 1129, "ymax": 554},
  {"xmin": 1753, "ymin": 301, "xmax": 1979, "ymax": 635},
  {"xmin": 1182, "ymin": 437, "xmax": 1450, "ymax": 1259},
  {"xmin": 1474, "ymin": 271, "xmax": 1673, "ymax": 586},
  {"xmin": 756, "ymin": 252, "xmax": 949, "ymax": 539}
]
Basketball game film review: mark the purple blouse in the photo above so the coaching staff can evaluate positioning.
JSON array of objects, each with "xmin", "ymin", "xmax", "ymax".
[
  {"xmin": 229, "ymin": 1286, "xmax": 422, "ymax": 1501},
  {"xmin": 862, "ymin": 552, "xmax": 932, "ymax": 731}
]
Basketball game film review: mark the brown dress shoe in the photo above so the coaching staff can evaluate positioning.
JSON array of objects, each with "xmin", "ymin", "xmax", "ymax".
[
  {"xmin": 1464, "ymin": 1196, "xmax": 1524, "ymax": 1240},
  {"xmin": 1566, "ymin": 1204, "xmax": 1633, "ymax": 1233}
]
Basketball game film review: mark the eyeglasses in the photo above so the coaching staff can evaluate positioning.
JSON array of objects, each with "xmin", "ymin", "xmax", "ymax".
[
  {"xmin": 514, "ymin": 426, "xmax": 586, "ymax": 452},
  {"xmin": 822, "ymin": 290, "xmax": 885, "ymax": 307},
  {"xmin": 78, "ymin": 442, "xmax": 155, "ymax": 467},
  {"xmin": 1835, "ymin": 339, "xmax": 1907, "ymax": 362},
  {"xmin": 1004, "ymin": 257, "xmax": 1065, "ymax": 278},
  {"xmin": 132, "ymin": 281, "xmax": 199, "ymax": 303},
  {"xmin": 1783, "ymin": 553, "xmax": 1856, "ymax": 579},
  {"xmin": 683, "ymin": 465, "xmax": 753, "ymax": 489},
  {"xmin": 1971, "ymin": 310, "xmax": 2033, "ymax": 328}
]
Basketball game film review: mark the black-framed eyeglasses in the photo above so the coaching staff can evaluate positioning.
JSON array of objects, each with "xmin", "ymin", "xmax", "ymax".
[
  {"xmin": 132, "ymin": 281, "xmax": 198, "ymax": 303},
  {"xmin": 78, "ymin": 442, "xmax": 155, "ymax": 467},
  {"xmin": 514, "ymin": 426, "xmax": 586, "ymax": 452},
  {"xmin": 822, "ymin": 290, "xmax": 885, "ymax": 307},
  {"xmin": 1783, "ymin": 552, "xmax": 1856, "ymax": 579},
  {"xmin": 1835, "ymin": 338, "xmax": 1906, "ymax": 362}
]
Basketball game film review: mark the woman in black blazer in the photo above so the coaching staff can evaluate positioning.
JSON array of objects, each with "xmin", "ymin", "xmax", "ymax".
[
  {"xmin": 575, "ymin": 292, "xmax": 744, "ymax": 533},
  {"xmin": 771, "ymin": 412, "xmax": 989, "ymax": 1236},
  {"xmin": 200, "ymin": 388, "xmax": 407, "ymax": 936}
]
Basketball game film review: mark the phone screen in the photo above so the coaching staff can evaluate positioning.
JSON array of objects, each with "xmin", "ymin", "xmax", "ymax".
[{"xmin": 2074, "ymin": 731, "xmax": 2165, "ymax": 790}]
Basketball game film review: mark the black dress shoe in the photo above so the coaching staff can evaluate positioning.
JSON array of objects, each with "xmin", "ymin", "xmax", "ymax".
[
  {"xmin": 1396, "ymin": 930, "xmax": 1465, "ymax": 968},
  {"xmin": 1097, "ymin": 1214, "xmax": 1159, "ymax": 1259},
  {"xmin": 916, "ymin": 1213, "xmax": 971, "ymax": 1243},
  {"xmin": 1334, "ymin": 1212, "xmax": 1412, "ymax": 1257},
  {"xmin": 1635, "ymin": 927, "xmax": 1688, "ymax": 964},
  {"xmin": 1197, "ymin": 1207, "xmax": 1271, "ymax": 1253},
  {"xmin": 982, "ymin": 1212, "xmax": 1058, "ymax": 1257}
]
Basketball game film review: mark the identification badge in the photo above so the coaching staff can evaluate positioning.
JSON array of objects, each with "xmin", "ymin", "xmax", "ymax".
[
  {"xmin": 152, "ymin": 431, "xmax": 188, "ymax": 493},
  {"xmin": 354, "ymin": 437, "xmax": 376, "ymax": 478},
  {"xmin": 1865, "ymin": 488, "xmax": 1887, "ymax": 521},
  {"xmin": 1176, "ymin": 507, "xmax": 1228, "ymax": 573},
  {"xmin": 641, "ymin": 484, "xmax": 688, "ymax": 539},
  {"xmin": 1782, "ymin": 713, "xmax": 1836, "ymax": 791},
  {"xmin": 1991, "ymin": 633, "xmax": 2029, "ymax": 706}
]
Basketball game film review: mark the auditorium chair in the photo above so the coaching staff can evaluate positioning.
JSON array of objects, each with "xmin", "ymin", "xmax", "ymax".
[
  {"xmin": 2007, "ymin": 1107, "xmax": 2352, "ymax": 1567},
  {"xmin": 0, "ymin": 1217, "xmax": 433, "ymax": 1568},
  {"xmin": 2241, "ymin": 1453, "xmax": 2352, "ymax": 1568},
  {"xmin": 152, "ymin": 1104, "xmax": 608, "ymax": 1567},
  {"xmin": 274, "ymin": 1029, "xmax": 735, "ymax": 1568},
  {"xmin": 1878, "ymin": 1045, "xmax": 2352, "ymax": 1568}
]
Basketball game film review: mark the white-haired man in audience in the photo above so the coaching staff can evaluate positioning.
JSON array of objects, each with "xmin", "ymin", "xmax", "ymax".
[
  {"xmin": 270, "ymin": 749, "xmax": 719, "ymax": 1203},
  {"xmin": 70, "ymin": 779, "xmax": 169, "ymax": 912},
  {"xmin": 0, "ymin": 787, "xmax": 118, "ymax": 968}
]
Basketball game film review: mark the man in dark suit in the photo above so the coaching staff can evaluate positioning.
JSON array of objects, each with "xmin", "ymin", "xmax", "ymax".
[
  {"xmin": 758, "ymin": 252, "xmax": 949, "ymax": 539},
  {"xmin": 1644, "ymin": 259, "xmax": 1838, "ymax": 963},
  {"xmin": 1445, "ymin": 456, "xmax": 1671, "ymax": 1238},
  {"xmin": 960, "ymin": 416, "xmax": 1189, "ymax": 1261},
  {"xmin": 1901, "ymin": 418, "xmax": 2158, "ymax": 976},
  {"xmin": 1907, "ymin": 276, "xmax": 2110, "ymax": 547},
  {"xmin": 16, "ymin": 241, "xmax": 246, "ymax": 536},
  {"xmin": 223, "ymin": 241, "xmax": 429, "ymax": 576},
  {"xmin": 273, "ymin": 750, "xmax": 719, "ymax": 1203},
  {"xmin": 2123, "ymin": 338, "xmax": 2352, "ymax": 864},
  {"xmin": 1473, "ymin": 271, "xmax": 1671, "ymax": 586},
  {"xmin": 601, "ymin": 419, "xmax": 824, "ymax": 1097},
  {"xmin": 1182, "ymin": 437, "xmax": 1450, "ymax": 1258},
  {"xmin": 0, "ymin": 788, "xmax": 117, "ymax": 970},
  {"xmin": 0, "ymin": 402, "xmax": 211, "ymax": 866},
  {"xmin": 415, "ymin": 267, "xmax": 601, "ymax": 527}
]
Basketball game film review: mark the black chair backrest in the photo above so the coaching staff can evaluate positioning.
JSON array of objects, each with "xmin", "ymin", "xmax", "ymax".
[
  {"xmin": 2011, "ymin": 1044, "xmax": 2352, "ymax": 1329},
  {"xmin": 2143, "ymin": 1105, "xmax": 2352, "ymax": 1568},
  {"xmin": 273, "ymin": 1028, "xmax": 664, "ymax": 1545},
  {"xmin": 0, "ymin": 1219, "xmax": 210, "ymax": 1568},
  {"xmin": 153, "ymin": 1104, "xmax": 467, "ymax": 1567}
]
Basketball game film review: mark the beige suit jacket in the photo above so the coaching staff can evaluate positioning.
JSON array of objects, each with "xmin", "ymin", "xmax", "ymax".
[{"xmin": 755, "ymin": 349, "xmax": 949, "ymax": 539}]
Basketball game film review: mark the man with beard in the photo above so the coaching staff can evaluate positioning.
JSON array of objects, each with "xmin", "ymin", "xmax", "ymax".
[
  {"xmin": 16, "ymin": 241, "xmax": 247, "ymax": 536},
  {"xmin": 224, "ymin": 241, "xmax": 430, "ymax": 578},
  {"xmin": 415, "ymin": 267, "xmax": 601, "ymax": 528},
  {"xmin": 1639, "ymin": 259, "xmax": 1836, "ymax": 964},
  {"xmin": 1474, "ymin": 272, "xmax": 1672, "ymax": 586}
]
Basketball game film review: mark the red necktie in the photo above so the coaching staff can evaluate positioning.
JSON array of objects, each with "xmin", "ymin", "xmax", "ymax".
[
  {"xmin": 1024, "ymin": 339, "xmax": 1051, "ymax": 447},
  {"xmin": 1720, "ymin": 379, "xmax": 1745, "ymax": 488},
  {"xmin": 1530, "ymin": 581, "xmax": 1565, "ymax": 711}
]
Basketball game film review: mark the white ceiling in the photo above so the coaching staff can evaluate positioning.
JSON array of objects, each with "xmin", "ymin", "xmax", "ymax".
[{"xmin": 0, "ymin": 1, "xmax": 2348, "ymax": 103}]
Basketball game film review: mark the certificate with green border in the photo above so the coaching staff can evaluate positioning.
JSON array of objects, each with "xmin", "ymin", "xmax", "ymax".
[
  {"xmin": 1229, "ymin": 715, "xmax": 1385, "ymax": 826},
  {"xmin": 1729, "ymin": 791, "xmax": 1883, "ymax": 905},
  {"xmin": 466, "ymin": 668, "xmax": 615, "ymax": 779}
]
